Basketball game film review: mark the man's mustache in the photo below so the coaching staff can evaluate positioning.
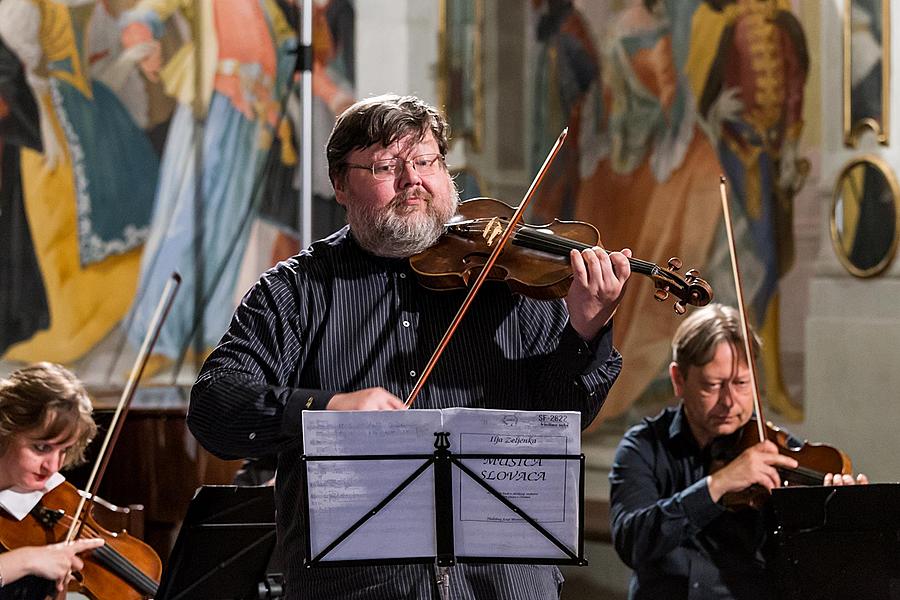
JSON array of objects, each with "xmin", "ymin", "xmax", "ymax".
[{"xmin": 390, "ymin": 187, "xmax": 434, "ymax": 208}]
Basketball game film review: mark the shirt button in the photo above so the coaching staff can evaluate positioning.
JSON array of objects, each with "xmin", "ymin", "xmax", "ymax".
[
  {"xmin": 692, "ymin": 582, "xmax": 699, "ymax": 589},
  {"xmin": 399, "ymin": 273, "xmax": 407, "ymax": 279},
  {"xmin": 248, "ymin": 432, "xmax": 256, "ymax": 440},
  {"xmin": 409, "ymin": 370, "xmax": 417, "ymax": 377},
  {"xmin": 403, "ymin": 320, "xmax": 410, "ymax": 328}
]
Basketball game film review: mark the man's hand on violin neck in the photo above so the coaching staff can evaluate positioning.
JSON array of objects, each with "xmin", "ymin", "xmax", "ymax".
[
  {"xmin": 327, "ymin": 387, "xmax": 407, "ymax": 411},
  {"xmin": 565, "ymin": 247, "xmax": 632, "ymax": 341},
  {"xmin": 824, "ymin": 472, "xmax": 869, "ymax": 486},
  {"xmin": 706, "ymin": 441, "xmax": 798, "ymax": 503}
]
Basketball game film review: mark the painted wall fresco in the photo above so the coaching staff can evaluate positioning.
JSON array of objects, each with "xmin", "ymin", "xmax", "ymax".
[
  {"xmin": 0, "ymin": 0, "xmax": 354, "ymax": 380},
  {"xmin": 530, "ymin": 0, "xmax": 810, "ymax": 422},
  {"xmin": 1, "ymin": 0, "xmax": 814, "ymax": 425}
]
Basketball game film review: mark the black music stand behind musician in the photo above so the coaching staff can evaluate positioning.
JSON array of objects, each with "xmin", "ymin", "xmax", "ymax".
[
  {"xmin": 764, "ymin": 483, "xmax": 900, "ymax": 599},
  {"xmin": 155, "ymin": 485, "xmax": 278, "ymax": 600}
]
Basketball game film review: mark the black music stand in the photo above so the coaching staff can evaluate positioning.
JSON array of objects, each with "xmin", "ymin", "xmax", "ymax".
[
  {"xmin": 764, "ymin": 483, "xmax": 900, "ymax": 600},
  {"xmin": 302, "ymin": 431, "xmax": 585, "ymax": 600},
  {"xmin": 156, "ymin": 485, "xmax": 278, "ymax": 600}
]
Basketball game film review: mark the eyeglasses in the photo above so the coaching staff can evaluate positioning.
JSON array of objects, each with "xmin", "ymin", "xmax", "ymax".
[{"xmin": 345, "ymin": 153, "xmax": 445, "ymax": 181}]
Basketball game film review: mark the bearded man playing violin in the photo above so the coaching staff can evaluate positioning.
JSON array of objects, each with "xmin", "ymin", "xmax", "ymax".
[
  {"xmin": 609, "ymin": 303, "xmax": 867, "ymax": 600},
  {"xmin": 0, "ymin": 363, "xmax": 104, "ymax": 599},
  {"xmin": 189, "ymin": 94, "xmax": 633, "ymax": 600}
]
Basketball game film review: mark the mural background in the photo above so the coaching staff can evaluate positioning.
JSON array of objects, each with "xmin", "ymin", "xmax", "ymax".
[
  {"xmin": 0, "ymin": 0, "xmax": 820, "ymax": 429},
  {"xmin": 0, "ymin": 0, "xmax": 355, "ymax": 383}
]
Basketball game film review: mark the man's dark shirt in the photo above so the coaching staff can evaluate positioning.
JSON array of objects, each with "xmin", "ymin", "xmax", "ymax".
[
  {"xmin": 609, "ymin": 405, "xmax": 769, "ymax": 600},
  {"xmin": 189, "ymin": 228, "xmax": 623, "ymax": 600}
]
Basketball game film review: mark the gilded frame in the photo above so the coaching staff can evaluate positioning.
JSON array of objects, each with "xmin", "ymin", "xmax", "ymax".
[
  {"xmin": 438, "ymin": 0, "xmax": 484, "ymax": 152},
  {"xmin": 830, "ymin": 155, "xmax": 900, "ymax": 277},
  {"xmin": 843, "ymin": 0, "xmax": 891, "ymax": 147}
]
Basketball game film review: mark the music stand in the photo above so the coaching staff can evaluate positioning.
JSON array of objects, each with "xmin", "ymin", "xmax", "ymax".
[
  {"xmin": 155, "ymin": 485, "xmax": 278, "ymax": 600},
  {"xmin": 764, "ymin": 483, "xmax": 900, "ymax": 600},
  {"xmin": 303, "ymin": 428, "xmax": 585, "ymax": 600}
]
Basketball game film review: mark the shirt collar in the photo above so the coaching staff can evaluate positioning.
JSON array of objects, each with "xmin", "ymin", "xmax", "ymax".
[
  {"xmin": 0, "ymin": 472, "xmax": 65, "ymax": 520},
  {"xmin": 668, "ymin": 403, "xmax": 703, "ymax": 452},
  {"xmin": 345, "ymin": 231, "xmax": 411, "ymax": 272}
]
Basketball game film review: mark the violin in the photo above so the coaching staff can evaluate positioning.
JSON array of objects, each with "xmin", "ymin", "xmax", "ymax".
[
  {"xmin": 410, "ymin": 197, "xmax": 713, "ymax": 312},
  {"xmin": 710, "ymin": 419, "xmax": 852, "ymax": 510},
  {"xmin": 0, "ymin": 481, "xmax": 161, "ymax": 599},
  {"xmin": 405, "ymin": 130, "xmax": 712, "ymax": 408},
  {"xmin": 711, "ymin": 177, "xmax": 853, "ymax": 510},
  {"xmin": 0, "ymin": 274, "xmax": 179, "ymax": 596}
]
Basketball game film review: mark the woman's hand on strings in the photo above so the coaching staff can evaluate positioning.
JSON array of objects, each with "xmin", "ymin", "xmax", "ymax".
[{"xmin": 0, "ymin": 538, "xmax": 104, "ymax": 591}]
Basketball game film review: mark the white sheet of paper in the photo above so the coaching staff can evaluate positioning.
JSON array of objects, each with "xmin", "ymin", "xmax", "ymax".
[
  {"xmin": 302, "ymin": 410, "xmax": 441, "ymax": 561},
  {"xmin": 442, "ymin": 407, "xmax": 581, "ymax": 559},
  {"xmin": 301, "ymin": 407, "xmax": 581, "ymax": 563}
]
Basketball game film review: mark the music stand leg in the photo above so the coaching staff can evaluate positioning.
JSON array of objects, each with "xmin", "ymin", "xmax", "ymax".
[{"xmin": 435, "ymin": 563, "xmax": 451, "ymax": 600}]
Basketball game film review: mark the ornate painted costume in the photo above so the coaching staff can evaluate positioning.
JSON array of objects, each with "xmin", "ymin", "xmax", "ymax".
[
  {"xmin": 0, "ymin": 0, "xmax": 158, "ymax": 363},
  {"xmin": 573, "ymin": 3, "xmax": 722, "ymax": 419},
  {"xmin": 122, "ymin": 0, "xmax": 296, "ymax": 361}
]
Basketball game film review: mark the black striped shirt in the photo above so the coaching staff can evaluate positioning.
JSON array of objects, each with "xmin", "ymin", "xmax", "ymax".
[{"xmin": 189, "ymin": 227, "xmax": 622, "ymax": 599}]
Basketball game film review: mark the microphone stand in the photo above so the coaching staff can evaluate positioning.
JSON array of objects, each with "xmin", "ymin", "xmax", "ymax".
[{"xmin": 298, "ymin": 0, "xmax": 313, "ymax": 249}]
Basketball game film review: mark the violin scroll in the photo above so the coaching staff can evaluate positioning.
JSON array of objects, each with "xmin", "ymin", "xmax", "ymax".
[{"xmin": 649, "ymin": 257, "xmax": 713, "ymax": 314}]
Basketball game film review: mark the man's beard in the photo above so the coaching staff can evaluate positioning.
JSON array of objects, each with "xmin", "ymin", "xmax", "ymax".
[{"xmin": 347, "ymin": 186, "xmax": 459, "ymax": 258}]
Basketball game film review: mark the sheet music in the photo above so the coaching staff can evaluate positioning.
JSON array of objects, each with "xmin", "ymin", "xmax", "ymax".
[
  {"xmin": 302, "ymin": 407, "xmax": 581, "ymax": 563},
  {"xmin": 442, "ymin": 408, "xmax": 580, "ymax": 559},
  {"xmin": 303, "ymin": 410, "xmax": 440, "ymax": 561}
]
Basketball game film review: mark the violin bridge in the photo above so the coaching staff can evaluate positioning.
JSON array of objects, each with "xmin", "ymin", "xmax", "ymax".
[{"xmin": 482, "ymin": 217, "xmax": 503, "ymax": 247}]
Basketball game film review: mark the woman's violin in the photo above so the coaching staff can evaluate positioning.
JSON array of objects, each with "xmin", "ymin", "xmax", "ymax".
[
  {"xmin": 0, "ymin": 481, "xmax": 161, "ymax": 599},
  {"xmin": 0, "ymin": 274, "xmax": 180, "ymax": 597},
  {"xmin": 410, "ymin": 197, "xmax": 713, "ymax": 312}
]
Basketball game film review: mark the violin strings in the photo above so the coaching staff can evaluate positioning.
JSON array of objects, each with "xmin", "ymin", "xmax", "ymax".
[
  {"xmin": 52, "ymin": 513, "xmax": 159, "ymax": 594},
  {"xmin": 510, "ymin": 227, "xmax": 659, "ymax": 274},
  {"xmin": 780, "ymin": 464, "xmax": 830, "ymax": 485},
  {"xmin": 452, "ymin": 221, "xmax": 666, "ymax": 276}
]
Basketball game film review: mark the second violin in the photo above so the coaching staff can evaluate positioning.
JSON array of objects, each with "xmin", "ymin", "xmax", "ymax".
[{"xmin": 0, "ymin": 480, "xmax": 161, "ymax": 599}]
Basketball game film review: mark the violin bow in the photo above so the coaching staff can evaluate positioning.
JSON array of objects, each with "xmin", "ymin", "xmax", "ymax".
[
  {"xmin": 405, "ymin": 129, "xmax": 569, "ymax": 408},
  {"xmin": 65, "ymin": 273, "xmax": 181, "ymax": 543},
  {"xmin": 718, "ymin": 177, "xmax": 767, "ymax": 443}
]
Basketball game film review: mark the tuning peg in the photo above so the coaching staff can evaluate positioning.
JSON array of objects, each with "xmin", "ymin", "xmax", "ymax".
[
  {"xmin": 654, "ymin": 289, "xmax": 669, "ymax": 302},
  {"xmin": 685, "ymin": 268, "xmax": 699, "ymax": 279},
  {"xmin": 667, "ymin": 257, "xmax": 683, "ymax": 271},
  {"xmin": 674, "ymin": 301, "xmax": 687, "ymax": 315}
]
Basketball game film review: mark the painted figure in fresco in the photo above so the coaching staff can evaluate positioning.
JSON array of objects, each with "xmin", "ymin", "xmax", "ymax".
[
  {"xmin": 572, "ymin": 0, "xmax": 723, "ymax": 421},
  {"xmin": 121, "ymin": 0, "xmax": 298, "ymax": 367},
  {"xmin": 0, "ymin": 38, "xmax": 49, "ymax": 356},
  {"xmin": 848, "ymin": 0, "xmax": 882, "ymax": 127},
  {"xmin": 530, "ymin": 0, "xmax": 600, "ymax": 223},
  {"xmin": 687, "ymin": 0, "xmax": 809, "ymax": 419},
  {"xmin": 0, "ymin": 0, "xmax": 159, "ymax": 364},
  {"xmin": 253, "ymin": 0, "xmax": 355, "ymax": 269}
]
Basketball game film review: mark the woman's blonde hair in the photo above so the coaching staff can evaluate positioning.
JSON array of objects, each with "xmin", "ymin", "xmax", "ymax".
[{"xmin": 0, "ymin": 362, "xmax": 97, "ymax": 468}]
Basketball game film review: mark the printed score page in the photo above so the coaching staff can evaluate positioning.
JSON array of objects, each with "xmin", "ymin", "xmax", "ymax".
[
  {"xmin": 442, "ymin": 407, "xmax": 581, "ymax": 560},
  {"xmin": 302, "ymin": 410, "xmax": 441, "ymax": 561}
]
